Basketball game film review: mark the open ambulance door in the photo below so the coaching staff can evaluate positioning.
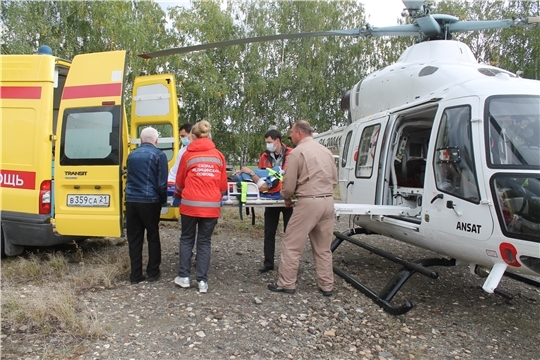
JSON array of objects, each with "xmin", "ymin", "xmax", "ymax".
[
  {"xmin": 130, "ymin": 74, "xmax": 179, "ymax": 220},
  {"xmin": 54, "ymin": 51, "xmax": 127, "ymax": 237}
]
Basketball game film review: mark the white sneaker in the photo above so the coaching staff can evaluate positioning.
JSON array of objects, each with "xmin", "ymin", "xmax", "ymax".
[
  {"xmin": 174, "ymin": 276, "xmax": 190, "ymax": 288},
  {"xmin": 198, "ymin": 280, "xmax": 208, "ymax": 293}
]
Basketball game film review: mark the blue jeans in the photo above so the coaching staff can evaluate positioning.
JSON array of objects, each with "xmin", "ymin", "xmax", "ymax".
[{"xmin": 178, "ymin": 215, "xmax": 218, "ymax": 282}]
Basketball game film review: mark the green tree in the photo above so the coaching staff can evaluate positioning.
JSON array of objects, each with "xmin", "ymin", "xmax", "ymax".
[{"xmin": 1, "ymin": 0, "xmax": 171, "ymax": 119}]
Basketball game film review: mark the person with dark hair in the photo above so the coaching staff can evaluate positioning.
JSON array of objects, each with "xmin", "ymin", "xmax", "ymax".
[
  {"xmin": 168, "ymin": 123, "xmax": 194, "ymax": 183},
  {"xmin": 268, "ymin": 120, "xmax": 338, "ymax": 296},
  {"xmin": 173, "ymin": 120, "xmax": 227, "ymax": 293},
  {"xmin": 257, "ymin": 129, "xmax": 293, "ymax": 273},
  {"xmin": 125, "ymin": 127, "xmax": 168, "ymax": 284}
]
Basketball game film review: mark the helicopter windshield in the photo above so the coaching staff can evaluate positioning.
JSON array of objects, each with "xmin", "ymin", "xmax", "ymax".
[{"xmin": 486, "ymin": 96, "xmax": 540, "ymax": 168}]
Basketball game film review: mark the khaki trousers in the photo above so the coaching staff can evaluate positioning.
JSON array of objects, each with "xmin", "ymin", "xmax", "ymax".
[{"xmin": 277, "ymin": 197, "xmax": 334, "ymax": 292}]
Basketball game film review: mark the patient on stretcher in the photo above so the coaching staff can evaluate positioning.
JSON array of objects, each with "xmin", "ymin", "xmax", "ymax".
[{"xmin": 230, "ymin": 166, "xmax": 284, "ymax": 199}]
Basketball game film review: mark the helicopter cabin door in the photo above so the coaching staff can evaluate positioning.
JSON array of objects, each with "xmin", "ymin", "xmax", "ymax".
[
  {"xmin": 423, "ymin": 98, "xmax": 494, "ymax": 254},
  {"xmin": 54, "ymin": 51, "xmax": 127, "ymax": 237},
  {"xmin": 345, "ymin": 116, "xmax": 387, "ymax": 205},
  {"xmin": 130, "ymin": 74, "xmax": 179, "ymax": 219}
]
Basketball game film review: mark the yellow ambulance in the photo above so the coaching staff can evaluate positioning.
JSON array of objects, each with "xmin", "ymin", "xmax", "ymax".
[{"xmin": 0, "ymin": 47, "xmax": 179, "ymax": 256}]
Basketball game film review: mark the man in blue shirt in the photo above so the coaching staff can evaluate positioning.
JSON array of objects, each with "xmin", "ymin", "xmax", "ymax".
[{"xmin": 125, "ymin": 127, "xmax": 168, "ymax": 284}]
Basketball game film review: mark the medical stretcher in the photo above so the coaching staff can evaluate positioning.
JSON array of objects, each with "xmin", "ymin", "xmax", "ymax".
[
  {"xmin": 222, "ymin": 182, "xmax": 292, "ymax": 208},
  {"xmin": 166, "ymin": 182, "xmax": 293, "ymax": 209}
]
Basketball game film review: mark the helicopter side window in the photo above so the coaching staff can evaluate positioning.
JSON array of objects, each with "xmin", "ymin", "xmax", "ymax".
[
  {"xmin": 341, "ymin": 130, "xmax": 353, "ymax": 168},
  {"xmin": 433, "ymin": 106, "xmax": 480, "ymax": 203},
  {"xmin": 355, "ymin": 124, "xmax": 380, "ymax": 178}
]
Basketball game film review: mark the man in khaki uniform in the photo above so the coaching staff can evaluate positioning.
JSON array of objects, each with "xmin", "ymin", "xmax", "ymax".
[{"xmin": 267, "ymin": 120, "xmax": 338, "ymax": 296}]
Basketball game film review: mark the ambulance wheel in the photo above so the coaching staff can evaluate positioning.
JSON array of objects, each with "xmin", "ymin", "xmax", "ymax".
[{"xmin": 1, "ymin": 226, "xmax": 6, "ymax": 258}]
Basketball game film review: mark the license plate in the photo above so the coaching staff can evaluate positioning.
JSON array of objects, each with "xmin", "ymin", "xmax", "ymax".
[{"xmin": 67, "ymin": 194, "xmax": 110, "ymax": 207}]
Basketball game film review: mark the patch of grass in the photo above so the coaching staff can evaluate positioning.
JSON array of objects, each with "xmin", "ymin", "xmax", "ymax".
[
  {"xmin": 215, "ymin": 207, "xmax": 265, "ymax": 235},
  {"xmin": 1, "ymin": 282, "xmax": 104, "ymax": 337},
  {"xmin": 1, "ymin": 237, "xmax": 126, "ymax": 348},
  {"xmin": 2, "ymin": 252, "xmax": 70, "ymax": 283},
  {"xmin": 47, "ymin": 252, "xmax": 69, "ymax": 278}
]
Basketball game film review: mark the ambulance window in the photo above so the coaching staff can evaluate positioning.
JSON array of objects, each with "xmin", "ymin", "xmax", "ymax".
[
  {"xmin": 134, "ymin": 84, "xmax": 171, "ymax": 116},
  {"xmin": 136, "ymin": 124, "xmax": 175, "ymax": 162},
  {"xmin": 60, "ymin": 106, "xmax": 121, "ymax": 165},
  {"xmin": 342, "ymin": 131, "xmax": 353, "ymax": 168},
  {"xmin": 355, "ymin": 124, "xmax": 380, "ymax": 178},
  {"xmin": 433, "ymin": 106, "xmax": 480, "ymax": 203}
]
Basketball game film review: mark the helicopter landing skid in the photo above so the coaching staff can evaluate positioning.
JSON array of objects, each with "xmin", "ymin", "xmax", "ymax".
[{"xmin": 331, "ymin": 228, "xmax": 456, "ymax": 315}]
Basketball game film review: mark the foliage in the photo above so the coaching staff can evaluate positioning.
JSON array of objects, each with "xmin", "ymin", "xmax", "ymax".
[{"xmin": 1, "ymin": 0, "xmax": 538, "ymax": 164}]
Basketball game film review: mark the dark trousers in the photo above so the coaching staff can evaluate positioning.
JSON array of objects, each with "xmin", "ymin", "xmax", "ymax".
[
  {"xmin": 178, "ymin": 215, "xmax": 218, "ymax": 282},
  {"xmin": 126, "ymin": 202, "xmax": 162, "ymax": 282},
  {"xmin": 263, "ymin": 206, "xmax": 293, "ymax": 268}
]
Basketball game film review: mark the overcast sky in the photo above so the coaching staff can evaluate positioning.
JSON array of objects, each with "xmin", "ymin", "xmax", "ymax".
[{"xmin": 156, "ymin": 0, "xmax": 406, "ymax": 27}]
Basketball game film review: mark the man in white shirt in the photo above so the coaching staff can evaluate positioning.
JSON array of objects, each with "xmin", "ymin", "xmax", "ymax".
[
  {"xmin": 168, "ymin": 123, "xmax": 193, "ymax": 207},
  {"xmin": 168, "ymin": 123, "xmax": 193, "ymax": 183}
]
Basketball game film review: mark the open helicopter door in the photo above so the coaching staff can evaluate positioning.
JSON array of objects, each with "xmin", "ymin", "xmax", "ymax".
[
  {"xmin": 130, "ymin": 74, "xmax": 179, "ymax": 219},
  {"xmin": 55, "ymin": 51, "xmax": 127, "ymax": 237},
  {"xmin": 344, "ymin": 115, "xmax": 388, "ymax": 205},
  {"xmin": 423, "ymin": 97, "xmax": 494, "ymax": 256}
]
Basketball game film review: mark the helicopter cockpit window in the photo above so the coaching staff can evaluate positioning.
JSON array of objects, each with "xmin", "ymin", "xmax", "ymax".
[
  {"xmin": 486, "ymin": 95, "xmax": 540, "ymax": 169},
  {"xmin": 355, "ymin": 124, "xmax": 380, "ymax": 178},
  {"xmin": 341, "ymin": 130, "xmax": 353, "ymax": 168},
  {"xmin": 433, "ymin": 106, "xmax": 480, "ymax": 202}
]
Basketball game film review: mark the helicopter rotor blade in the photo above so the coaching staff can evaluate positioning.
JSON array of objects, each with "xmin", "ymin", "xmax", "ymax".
[
  {"xmin": 139, "ymin": 30, "xmax": 357, "ymax": 59},
  {"xmin": 447, "ymin": 18, "xmax": 539, "ymax": 33},
  {"xmin": 138, "ymin": 26, "xmax": 422, "ymax": 59}
]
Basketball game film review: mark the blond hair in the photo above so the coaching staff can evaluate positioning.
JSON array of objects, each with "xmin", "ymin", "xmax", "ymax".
[{"xmin": 191, "ymin": 120, "xmax": 212, "ymax": 139}]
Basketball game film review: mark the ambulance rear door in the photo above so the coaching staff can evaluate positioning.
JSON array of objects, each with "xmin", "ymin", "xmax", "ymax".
[
  {"xmin": 130, "ymin": 74, "xmax": 179, "ymax": 219},
  {"xmin": 54, "ymin": 51, "xmax": 127, "ymax": 237}
]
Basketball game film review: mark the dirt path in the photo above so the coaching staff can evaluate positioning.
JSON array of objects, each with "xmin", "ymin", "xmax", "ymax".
[{"xmin": 2, "ymin": 212, "xmax": 539, "ymax": 359}]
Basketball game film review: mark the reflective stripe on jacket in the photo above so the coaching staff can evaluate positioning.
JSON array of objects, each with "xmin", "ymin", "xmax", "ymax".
[
  {"xmin": 258, "ymin": 143, "xmax": 291, "ymax": 193},
  {"xmin": 175, "ymin": 138, "xmax": 227, "ymax": 218}
]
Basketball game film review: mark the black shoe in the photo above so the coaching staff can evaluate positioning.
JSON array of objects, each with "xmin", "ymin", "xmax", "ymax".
[
  {"xmin": 259, "ymin": 265, "xmax": 274, "ymax": 273},
  {"xmin": 267, "ymin": 284, "xmax": 295, "ymax": 294},
  {"xmin": 130, "ymin": 276, "xmax": 146, "ymax": 285},
  {"xmin": 147, "ymin": 272, "xmax": 161, "ymax": 282},
  {"xmin": 320, "ymin": 288, "xmax": 333, "ymax": 297}
]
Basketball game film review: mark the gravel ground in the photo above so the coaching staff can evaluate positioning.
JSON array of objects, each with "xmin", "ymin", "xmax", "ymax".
[{"xmin": 3, "ymin": 211, "xmax": 540, "ymax": 360}]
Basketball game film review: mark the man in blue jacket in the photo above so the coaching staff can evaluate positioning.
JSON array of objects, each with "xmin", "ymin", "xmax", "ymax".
[{"xmin": 125, "ymin": 127, "xmax": 168, "ymax": 284}]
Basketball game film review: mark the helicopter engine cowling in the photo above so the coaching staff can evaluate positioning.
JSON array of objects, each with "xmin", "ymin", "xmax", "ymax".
[{"xmin": 348, "ymin": 41, "xmax": 506, "ymax": 120}]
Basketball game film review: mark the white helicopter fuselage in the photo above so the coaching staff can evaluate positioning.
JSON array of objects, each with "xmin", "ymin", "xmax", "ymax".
[{"xmin": 317, "ymin": 40, "xmax": 540, "ymax": 292}]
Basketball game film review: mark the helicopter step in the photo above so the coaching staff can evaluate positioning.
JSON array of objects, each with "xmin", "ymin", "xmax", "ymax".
[{"xmin": 331, "ymin": 228, "xmax": 456, "ymax": 315}]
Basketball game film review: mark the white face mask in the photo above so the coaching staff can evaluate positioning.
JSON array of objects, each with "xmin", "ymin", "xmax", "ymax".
[{"xmin": 266, "ymin": 142, "xmax": 276, "ymax": 152}]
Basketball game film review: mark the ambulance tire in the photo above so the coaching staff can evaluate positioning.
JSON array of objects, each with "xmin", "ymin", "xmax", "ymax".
[{"xmin": 1, "ymin": 226, "xmax": 6, "ymax": 258}]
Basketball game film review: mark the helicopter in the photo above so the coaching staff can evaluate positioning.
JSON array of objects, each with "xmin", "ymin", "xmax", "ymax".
[{"xmin": 139, "ymin": 1, "xmax": 540, "ymax": 314}]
